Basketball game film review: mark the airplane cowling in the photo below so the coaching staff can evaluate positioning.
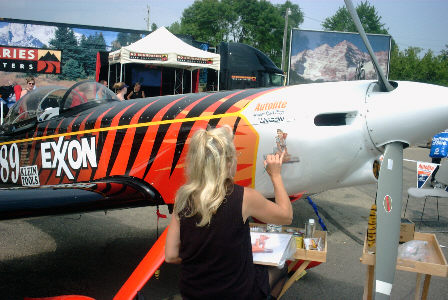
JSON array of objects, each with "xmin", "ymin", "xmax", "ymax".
[{"xmin": 365, "ymin": 81, "xmax": 448, "ymax": 148}]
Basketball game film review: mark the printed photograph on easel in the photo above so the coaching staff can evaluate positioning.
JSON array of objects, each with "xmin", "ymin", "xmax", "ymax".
[{"xmin": 288, "ymin": 29, "xmax": 391, "ymax": 85}]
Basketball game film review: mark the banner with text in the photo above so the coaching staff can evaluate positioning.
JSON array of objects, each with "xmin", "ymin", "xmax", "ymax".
[
  {"xmin": 0, "ymin": 46, "xmax": 61, "ymax": 74},
  {"xmin": 417, "ymin": 161, "xmax": 438, "ymax": 188}
]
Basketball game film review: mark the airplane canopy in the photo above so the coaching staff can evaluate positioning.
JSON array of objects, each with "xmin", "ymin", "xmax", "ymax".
[
  {"xmin": 108, "ymin": 27, "xmax": 220, "ymax": 71},
  {"xmin": 2, "ymin": 81, "xmax": 118, "ymax": 127}
]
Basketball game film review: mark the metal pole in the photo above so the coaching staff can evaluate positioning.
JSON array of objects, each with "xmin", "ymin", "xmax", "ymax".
[
  {"xmin": 281, "ymin": 8, "xmax": 291, "ymax": 72},
  {"xmin": 217, "ymin": 70, "xmax": 220, "ymax": 91},
  {"xmin": 108, "ymin": 64, "xmax": 110, "ymax": 87},
  {"xmin": 146, "ymin": 5, "xmax": 151, "ymax": 31}
]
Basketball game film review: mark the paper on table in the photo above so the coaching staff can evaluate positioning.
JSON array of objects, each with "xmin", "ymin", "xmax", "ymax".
[{"xmin": 251, "ymin": 232, "xmax": 295, "ymax": 267}]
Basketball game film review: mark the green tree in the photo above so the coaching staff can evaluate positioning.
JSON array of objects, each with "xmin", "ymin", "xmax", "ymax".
[
  {"xmin": 129, "ymin": 33, "xmax": 143, "ymax": 44},
  {"xmin": 112, "ymin": 32, "xmax": 143, "ymax": 50},
  {"xmin": 168, "ymin": 21, "xmax": 182, "ymax": 34},
  {"xmin": 79, "ymin": 33, "xmax": 107, "ymax": 77},
  {"xmin": 63, "ymin": 58, "xmax": 86, "ymax": 80},
  {"xmin": 275, "ymin": 1, "xmax": 304, "ymax": 68},
  {"xmin": 49, "ymin": 27, "xmax": 85, "ymax": 79},
  {"xmin": 113, "ymin": 32, "xmax": 129, "ymax": 50},
  {"xmin": 49, "ymin": 27, "xmax": 80, "ymax": 64},
  {"xmin": 322, "ymin": 1, "xmax": 388, "ymax": 34},
  {"xmin": 441, "ymin": 44, "xmax": 448, "ymax": 62},
  {"xmin": 390, "ymin": 47, "xmax": 448, "ymax": 86},
  {"xmin": 180, "ymin": 0, "xmax": 226, "ymax": 46},
  {"xmin": 151, "ymin": 23, "xmax": 158, "ymax": 31},
  {"xmin": 178, "ymin": 0, "xmax": 304, "ymax": 66}
]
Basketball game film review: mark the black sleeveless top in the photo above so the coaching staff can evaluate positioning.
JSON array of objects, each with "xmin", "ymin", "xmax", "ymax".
[
  {"xmin": 128, "ymin": 89, "xmax": 143, "ymax": 99},
  {"xmin": 179, "ymin": 184, "xmax": 268, "ymax": 300}
]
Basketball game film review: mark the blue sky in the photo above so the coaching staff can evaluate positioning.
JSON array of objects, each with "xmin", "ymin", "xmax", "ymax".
[
  {"xmin": 68, "ymin": 28, "xmax": 122, "ymax": 50},
  {"xmin": 1, "ymin": 0, "xmax": 447, "ymax": 55}
]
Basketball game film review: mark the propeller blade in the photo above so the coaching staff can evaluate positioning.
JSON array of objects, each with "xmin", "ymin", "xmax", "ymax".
[
  {"xmin": 344, "ymin": 0, "xmax": 394, "ymax": 92},
  {"xmin": 374, "ymin": 142, "xmax": 403, "ymax": 299}
]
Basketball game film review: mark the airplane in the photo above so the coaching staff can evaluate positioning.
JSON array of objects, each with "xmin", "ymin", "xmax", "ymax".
[{"xmin": 1, "ymin": 1, "xmax": 447, "ymax": 299}]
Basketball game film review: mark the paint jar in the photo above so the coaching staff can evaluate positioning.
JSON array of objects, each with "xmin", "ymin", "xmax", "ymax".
[
  {"xmin": 305, "ymin": 219, "xmax": 315, "ymax": 238},
  {"xmin": 293, "ymin": 232, "xmax": 304, "ymax": 249},
  {"xmin": 266, "ymin": 224, "xmax": 282, "ymax": 233}
]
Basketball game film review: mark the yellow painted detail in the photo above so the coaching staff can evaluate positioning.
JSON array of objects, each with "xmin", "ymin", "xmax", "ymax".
[{"xmin": 0, "ymin": 112, "xmax": 241, "ymax": 146}]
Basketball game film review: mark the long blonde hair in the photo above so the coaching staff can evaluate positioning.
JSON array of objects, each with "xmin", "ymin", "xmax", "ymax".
[{"xmin": 174, "ymin": 126, "xmax": 236, "ymax": 227}]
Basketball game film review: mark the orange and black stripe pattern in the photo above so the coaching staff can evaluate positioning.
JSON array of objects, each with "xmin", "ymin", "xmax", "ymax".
[{"xmin": 6, "ymin": 86, "xmax": 283, "ymax": 204}]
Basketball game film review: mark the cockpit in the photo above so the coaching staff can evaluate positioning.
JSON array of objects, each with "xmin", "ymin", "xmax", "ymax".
[{"xmin": 2, "ymin": 81, "xmax": 118, "ymax": 127}]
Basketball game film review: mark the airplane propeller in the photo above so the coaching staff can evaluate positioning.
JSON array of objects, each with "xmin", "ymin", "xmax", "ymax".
[
  {"xmin": 344, "ymin": 0, "xmax": 402, "ymax": 298},
  {"xmin": 373, "ymin": 143, "xmax": 403, "ymax": 299},
  {"xmin": 344, "ymin": 0, "xmax": 394, "ymax": 92}
]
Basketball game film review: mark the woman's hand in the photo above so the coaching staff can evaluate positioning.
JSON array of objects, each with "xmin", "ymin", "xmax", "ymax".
[{"xmin": 264, "ymin": 151, "xmax": 285, "ymax": 178}]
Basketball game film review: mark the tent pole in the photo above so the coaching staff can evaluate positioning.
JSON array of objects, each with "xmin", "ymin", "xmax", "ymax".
[
  {"xmin": 108, "ymin": 64, "xmax": 110, "ymax": 87},
  {"xmin": 160, "ymin": 67, "xmax": 163, "ymax": 96},
  {"xmin": 217, "ymin": 70, "xmax": 220, "ymax": 91},
  {"xmin": 174, "ymin": 69, "xmax": 176, "ymax": 94},
  {"xmin": 190, "ymin": 70, "xmax": 192, "ymax": 93},
  {"xmin": 120, "ymin": 64, "xmax": 123, "ymax": 82}
]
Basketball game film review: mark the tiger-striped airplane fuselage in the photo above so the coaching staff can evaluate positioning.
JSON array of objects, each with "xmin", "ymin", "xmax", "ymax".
[{"xmin": 1, "ymin": 80, "xmax": 448, "ymax": 221}]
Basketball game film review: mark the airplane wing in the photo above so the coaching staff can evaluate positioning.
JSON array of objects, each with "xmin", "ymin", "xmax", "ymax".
[
  {"xmin": 114, "ymin": 227, "xmax": 168, "ymax": 300},
  {"xmin": 0, "ymin": 176, "xmax": 163, "ymax": 220}
]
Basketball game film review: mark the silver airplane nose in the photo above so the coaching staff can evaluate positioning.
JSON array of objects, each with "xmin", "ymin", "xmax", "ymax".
[{"xmin": 365, "ymin": 81, "xmax": 448, "ymax": 148}]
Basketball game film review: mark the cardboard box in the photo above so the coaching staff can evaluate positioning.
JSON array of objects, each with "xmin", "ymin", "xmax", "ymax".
[{"xmin": 400, "ymin": 218, "xmax": 415, "ymax": 243}]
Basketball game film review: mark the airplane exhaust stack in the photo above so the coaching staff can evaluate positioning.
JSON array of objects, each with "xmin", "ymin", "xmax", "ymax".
[{"xmin": 365, "ymin": 81, "xmax": 448, "ymax": 148}]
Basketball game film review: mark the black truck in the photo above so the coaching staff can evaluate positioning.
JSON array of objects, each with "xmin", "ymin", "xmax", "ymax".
[{"xmin": 217, "ymin": 42, "xmax": 284, "ymax": 90}]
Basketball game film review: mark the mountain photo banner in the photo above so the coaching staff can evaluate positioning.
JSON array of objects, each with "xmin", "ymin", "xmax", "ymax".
[
  {"xmin": 288, "ymin": 29, "xmax": 391, "ymax": 85},
  {"xmin": 0, "ymin": 46, "xmax": 61, "ymax": 74}
]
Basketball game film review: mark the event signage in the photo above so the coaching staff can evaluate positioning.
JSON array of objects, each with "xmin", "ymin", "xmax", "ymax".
[
  {"xmin": 429, "ymin": 132, "xmax": 448, "ymax": 158},
  {"xmin": 177, "ymin": 55, "xmax": 212, "ymax": 64},
  {"xmin": 129, "ymin": 52, "xmax": 167, "ymax": 61},
  {"xmin": 108, "ymin": 53, "xmax": 121, "ymax": 63},
  {"xmin": 416, "ymin": 161, "xmax": 438, "ymax": 188},
  {"xmin": 231, "ymin": 75, "xmax": 257, "ymax": 82},
  {"xmin": 0, "ymin": 46, "xmax": 61, "ymax": 74}
]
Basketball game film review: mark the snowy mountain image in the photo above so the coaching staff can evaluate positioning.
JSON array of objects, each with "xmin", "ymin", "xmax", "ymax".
[
  {"xmin": 290, "ymin": 40, "xmax": 389, "ymax": 82},
  {"xmin": 0, "ymin": 22, "xmax": 82, "ymax": 48}
]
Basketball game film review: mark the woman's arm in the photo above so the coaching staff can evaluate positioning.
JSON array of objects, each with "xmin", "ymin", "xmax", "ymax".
[
  {"xmin": 126, "ymin": 91, "xmax": 134, "ymax": 100},
  {"xmin": 165, "ymin": 213, "xmax": 182, "ymax": 264},
  {"xmin": 142, "ymin": 91, "xmax": 146, "ymax": 98},
  {"xmin": 242, "ymin": 152, "xmax": 292, "ymax": 225}
]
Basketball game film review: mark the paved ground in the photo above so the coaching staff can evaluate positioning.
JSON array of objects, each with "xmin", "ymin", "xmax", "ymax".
[{"xmin": 0, "ymin": 147, "xmax": 447, "ymax": 299}]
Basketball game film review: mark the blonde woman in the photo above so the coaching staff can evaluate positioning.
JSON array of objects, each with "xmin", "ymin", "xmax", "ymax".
[
  {"xmin": 165, "ymin": 126, "xmax": 292, "ymax": 299},
  {"xmin": 112, "ymin": 82, "xmax": 128, "ymax": 101}
]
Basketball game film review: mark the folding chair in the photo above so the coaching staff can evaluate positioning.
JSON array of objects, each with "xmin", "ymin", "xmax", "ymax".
[{"xmin": 404, "ymin": 161, "xmax": 448, "ymax": 222}]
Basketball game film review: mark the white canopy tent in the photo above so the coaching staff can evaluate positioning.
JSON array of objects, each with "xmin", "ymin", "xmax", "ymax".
[{"xmin": 108, "ymin": 27, "xmax": 220, "ymax": 93}]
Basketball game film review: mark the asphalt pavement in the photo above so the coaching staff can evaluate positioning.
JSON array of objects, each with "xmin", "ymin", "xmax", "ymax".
[{"xmin": 0, "ymin": 147, "xmax": 447, "ymax": 299}]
